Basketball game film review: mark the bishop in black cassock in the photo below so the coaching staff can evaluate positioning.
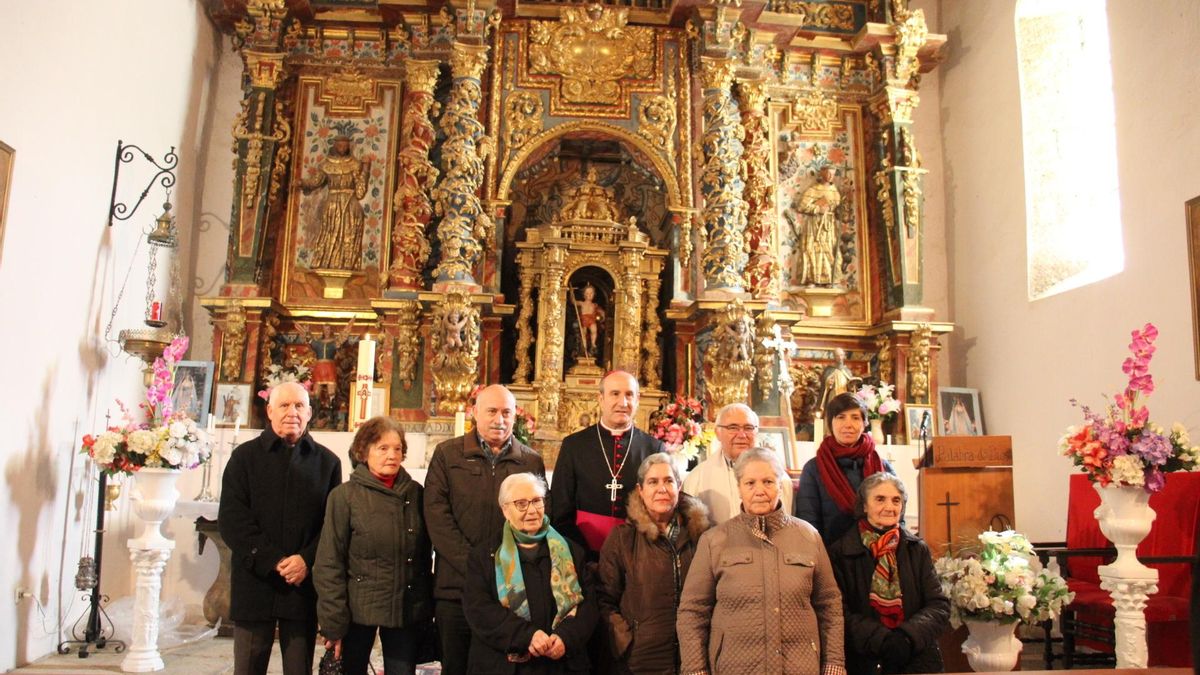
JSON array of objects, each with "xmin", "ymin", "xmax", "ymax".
[{"xmin": 550, "ymin": 371, "xmax": 664, "ymax": 560}]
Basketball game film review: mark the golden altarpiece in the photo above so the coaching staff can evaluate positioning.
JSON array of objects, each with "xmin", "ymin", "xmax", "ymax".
[{"xmin": 200, "ymin": 0, "xmax": 952, "ymax": 464}]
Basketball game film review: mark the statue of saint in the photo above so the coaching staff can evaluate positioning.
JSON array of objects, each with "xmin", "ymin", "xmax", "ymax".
[
  {"xmin": 443, "ymin": 309, "xmax": 470, "ymax": 352},
  {"xmin": 560, "ymin": 167, "xmax": 620, "ymax": 222},
  {"xmin": 296, "ymin": 320, "xmax": 355, "ymax": 406},
  {"xmin": 570, "ymin": 284, "xmax": 606, "ymax": 358},
  {"xmin": 301, "ymin": 135, "xmax": 371, "ymax": 270},
  {"xmin": 817, "ymin": 347, "xmax": 862, "ymax": 415},
  {"xmin": 793, "ymin": 164, "xmax": 843, "ymax": 286}
]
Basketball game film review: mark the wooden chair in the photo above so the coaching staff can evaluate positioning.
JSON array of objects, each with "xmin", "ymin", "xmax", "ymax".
[{"xmin": 1038, "ymin": 472, "xmax": 1199, "ymax": 668}]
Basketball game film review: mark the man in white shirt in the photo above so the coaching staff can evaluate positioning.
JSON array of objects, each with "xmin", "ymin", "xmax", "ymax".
[{"xmin": 682, "ymin": 403, "xmax": 794, "ymax": 522}]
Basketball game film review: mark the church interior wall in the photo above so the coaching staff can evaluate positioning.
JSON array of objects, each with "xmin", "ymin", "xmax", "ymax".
[
  {"xmin": 936, "ymin": 0, "xmax": 1200, "ymax": 541},
  {"xmin": 0, "ymin": 1, "xmax": 221, "ymax": 668}
]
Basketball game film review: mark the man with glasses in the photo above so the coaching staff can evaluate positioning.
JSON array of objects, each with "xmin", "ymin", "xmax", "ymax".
[
  {"xmin": 682, "ymin": 402, "xmax": 794, "ymax": 522},
  {"xmin": 424, "ymin": 385, "xmax": 547, "ymax": 675}
]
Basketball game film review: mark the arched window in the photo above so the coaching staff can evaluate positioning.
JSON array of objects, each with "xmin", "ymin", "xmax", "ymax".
[{"xmin": 1015, "ymin": 0, "xmax": 1123, "ymax": 300}]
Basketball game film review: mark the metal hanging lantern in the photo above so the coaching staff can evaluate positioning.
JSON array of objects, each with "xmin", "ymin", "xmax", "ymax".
[{"xmin": 144, "ymin": 201, "xmax": 178, "ymax": 328}]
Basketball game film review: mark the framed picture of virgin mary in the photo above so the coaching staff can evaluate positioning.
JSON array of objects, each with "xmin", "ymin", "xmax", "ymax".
[{"xmin": 937, "ymin": 387, "xmax": 983, "ymax": 437}]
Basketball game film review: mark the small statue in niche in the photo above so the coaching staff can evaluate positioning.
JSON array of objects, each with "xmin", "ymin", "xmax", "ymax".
[
  {"xmin": 718, "ymin": 313, "xmax": 755, "ymax": 364},
  {"xmin": 569, "ymin": 284, "xmax": 607, "ymax": 359},
  {"xmin": 296, "ymin": 320, "xmax": 356, "ymax": 407},
  {"xmin": 560, "ymin": 166, "xmax": 620, "ymax": 221},
  {"xmin": 301, "ymin": 133, "xmax": 372, "ymax": 270},
  {"xmin": 443, "ymin": 309, "xmax": 470, "ymax": 352},
  {"xmin": 793, "ymin": 164, "xmax": 843, "ymax": 286},
  {"xmin": 817, "ymin": 347, "xmax": 862, "ymax": 416}
]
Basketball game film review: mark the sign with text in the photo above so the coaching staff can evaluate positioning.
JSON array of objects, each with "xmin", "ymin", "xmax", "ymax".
[{"xmin": 931, "ymin": 435, "xmax": 1012, "ymax": 468}]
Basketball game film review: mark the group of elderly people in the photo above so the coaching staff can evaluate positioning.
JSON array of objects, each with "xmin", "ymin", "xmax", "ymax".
[{"xmin": 281, "ymin": 374, "xmax": 948, "ymax": 675}]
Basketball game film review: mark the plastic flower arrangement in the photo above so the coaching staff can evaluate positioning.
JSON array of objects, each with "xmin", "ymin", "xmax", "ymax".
[
  {"xmin": 934, "ymin": 530, "xmax": 1073, "ymax": 627},
  {"xmin": 1059, "ymin": 323, "xmax": 1200, "ymax": 493},
  {"xmin": 80, "ymin": 337, "xmax": 211, "ymax": 476},
  {"xmin": 257, "ymin": 362, "xmax": 313, "ymax": 401},
  {"xmin": 463, "ymin": 385, "xmax": 538, "ymax": 446},
  {"xmin": 649, "ymin": 395, "xmax": 713, "ymax": 462},
  {"xmin": 854, "ymin": 382, "xmax": 902, "ymax": 420}
]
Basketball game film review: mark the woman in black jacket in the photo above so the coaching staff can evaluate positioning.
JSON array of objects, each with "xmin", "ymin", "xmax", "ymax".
[
  {"xmin": 828, "ymin": 473, "xmax": 950, "ymax": 675},
  {"xmin": 314, "ymin": 416, "xmax": 433, "ymax": 674}
]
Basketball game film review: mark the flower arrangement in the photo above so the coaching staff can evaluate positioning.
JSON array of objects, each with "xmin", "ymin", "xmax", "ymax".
[
  {"xmin": 1059, "ymin": 323, "xmax": 1200, "ymax": 493},
  {"xmin": 463, "ymin": 385, "xmax": 538, "ymax": 446},
  {"xmin": 80, "ymin": 337, "xmax": 211, "ymax": 476},
  {"xmin": 648, "ymin": 395, "xmax": 714, "ymax": 462},
  {"xmin": 934, "ymin": 530, "xmax": 1073, "ymax": 627},
  {"xmin": 257, "ymin": 362, "xmax": 313, "ymax": 401},
  {"xmin": 854, "ymin": 382, "xmax": 902, "ymax": 420}
]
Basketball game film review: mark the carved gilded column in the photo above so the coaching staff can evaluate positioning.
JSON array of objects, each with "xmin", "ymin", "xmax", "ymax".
[
  {"xmin": 699, "ymin": 58, "xmax": 748, "ymax": 292},
  {"xmin": 535, "ymin": 247, "xmax": 566, "ymax": 430},
  {"xmin": 433, "ymin": 43, "xmax": 493, "ymax": 287},
  {"xmin": 394, "ymin": 300, "xmax": 422, "ymax": 391},
  {"xmin": 906, "ymin": 323, "xmax": 932, "ymax": 403},
  {"xmin": 513, "ymin": 252, "xmax": 537, "ymax": 384},
  {"xmin": 227, "ymin": 0, "xmax": 290, "ymax": 288},
  {"xmin": 738, "ymin": 78, "xmax": 780, "ymax": 298},
  {"xmin": 616, "ymin": 253, "xmax": 643, "ymax": 374},
  {"xmin": 641, "ymin": 274, "xmax": 663, "ymax": 390},
  {"xmin": 388, "ymin": 60, "xmax": 440, "ymax": 291},
  {"xmin": 704, "ymin": 299, "xmax": 755, "ymax": 410}
]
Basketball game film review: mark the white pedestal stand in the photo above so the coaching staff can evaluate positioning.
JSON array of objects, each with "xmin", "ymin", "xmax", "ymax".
[
  {"xmin": 1093, "ymin": 483, "xmax": 1158, "ymax": 668},
  {"xmin": 121, "ymin": 468, "xmax": 180, "ymax": 673}
]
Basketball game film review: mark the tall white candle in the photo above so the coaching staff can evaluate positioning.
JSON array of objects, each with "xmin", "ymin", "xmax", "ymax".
[
  {"xmin": 454, "ymin": 409, "xmax": 466, "ymax": 437},
  {"xmin": 233, "ymin": 414, "xmax": 241, "ymax": 441},
  {"xmin": 813, "ymin": 413, "xmax": 824, "ymax": 441},
  {"xmin": 351, "ymin": 334, "xmax": 376, "ymax": 431}
]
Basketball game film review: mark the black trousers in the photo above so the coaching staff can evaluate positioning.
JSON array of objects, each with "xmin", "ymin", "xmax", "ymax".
[
  {"xmin": 233, "ymin": 617, "xmax": 317, "ymax": 675},
  {"xmin": 340, "ymin": 622, "xmax": 422, "ymax": 675},
  {"xmin": 434, "ymin": 599, "xmax": 472, "ymax": 675}
]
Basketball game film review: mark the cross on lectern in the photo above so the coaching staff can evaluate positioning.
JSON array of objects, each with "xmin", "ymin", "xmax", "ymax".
[
  {"xmin": 937, "ymin": 491, "xmax": 960, "ymax": 554},
  {"xmin": 606, "ymin": 480, "xmax": 623, "ymax": 503}
]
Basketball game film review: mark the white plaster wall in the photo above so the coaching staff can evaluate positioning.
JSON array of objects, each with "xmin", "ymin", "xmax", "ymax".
[
  {"xmin": 0, "ymin": 2, "xmax": 222, "ymax": 668},
  {"xmin": 936, "ymin": 0, "xmax": 1200, "ymax": 541}
]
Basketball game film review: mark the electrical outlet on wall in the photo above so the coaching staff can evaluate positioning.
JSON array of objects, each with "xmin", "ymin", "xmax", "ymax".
[{"xmin": 14, "ymin": 588, "xmax": 32, "ymax": 604}]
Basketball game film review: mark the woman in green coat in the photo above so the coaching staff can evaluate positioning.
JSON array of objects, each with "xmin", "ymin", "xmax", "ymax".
[{"xmin": 315, "ymin": 416, "xmax": 433, "ymax": 674}]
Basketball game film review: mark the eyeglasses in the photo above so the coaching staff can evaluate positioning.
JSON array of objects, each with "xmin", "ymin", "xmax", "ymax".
[
  {"xmin": 717, "ymin": 424, "xmax": 758, "ymax": 435},
  {"xmin": 505, "ymin": 497, "xmax": 545, "ymax": 512}
]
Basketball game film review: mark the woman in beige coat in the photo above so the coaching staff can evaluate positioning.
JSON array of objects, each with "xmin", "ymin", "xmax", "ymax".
[{"xmin": 677, "ymin": 448, "xmax": 845, "ymax": 675}]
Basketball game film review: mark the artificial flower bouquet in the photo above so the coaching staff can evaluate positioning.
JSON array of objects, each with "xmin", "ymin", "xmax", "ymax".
[
  {"xmin": 854, "ymin": 381, "xmax": 902, "ymax": 420},
  {"xmin": 649, "ymin": 395, "xmax": 714, "ymax": 462},
  {"xmin": 80, "ymin": 337, "xmax": 211, "ymax": 476},
  {"xmin": 257, "ymin": 361, "xmax": 313, "ymax": 401},
  {"xmin": 1059, "ymin": 323, "xmax": 1200, "ymax": 493},
  {"xmin": 934, "ymin": 530, "xmax": 1073, "ymax": 627},
  {"xmin": 464, "ymin": 384, "xmax": 538, "ymax": 446}
]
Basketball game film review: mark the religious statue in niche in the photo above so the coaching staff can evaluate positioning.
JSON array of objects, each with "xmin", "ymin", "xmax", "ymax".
[
  {"xmin": 296, "ymin": 320, "xmax": 356, "ymax": 412},
  {"xmin": 300, "ymin": 131, "xmax": 372, "ymax": 270},
  {"xmin": 565, "ymin": 271, "xmax": 612, "ymax": 373},
  {"xmin": 560, "ymin": 166, "xmax": 620, "ymax": 222},
  {"xmin": 716, "ymin": 311, "xmax": 755, "ymax": 365},
  {"xmin": 442, "ymin": 308, "xmax": 470, "ymax": 352},
  {"xmin": 817, "ymin": 347, "xmax": 862, "ymax": 415},
  {"xmin": 792, "ymin": 164, "xmax": 844, "ymax": 286}
]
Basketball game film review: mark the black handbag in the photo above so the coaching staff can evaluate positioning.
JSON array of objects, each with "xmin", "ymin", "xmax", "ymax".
[{"xmin": 318, "ymin": 648, "xmax": 343, "ymax": 675}]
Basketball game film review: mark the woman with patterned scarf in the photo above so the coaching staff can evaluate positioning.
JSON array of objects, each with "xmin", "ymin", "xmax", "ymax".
[
  {"xmin": 828, "ymin": 473, "xmax": 950, "ymax": 674},
  {"xmin": 797, "ymin": 392, "xmax": 900, "ymax": 544},
  {"xmin": 464, "ymin": 473, "xmax": 598, "ymax": 674}
]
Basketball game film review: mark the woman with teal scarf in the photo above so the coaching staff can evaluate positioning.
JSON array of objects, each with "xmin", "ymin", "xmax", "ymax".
[{"xmin": 464, "ymin": 472, "xmax": 598, "ymax": 674}]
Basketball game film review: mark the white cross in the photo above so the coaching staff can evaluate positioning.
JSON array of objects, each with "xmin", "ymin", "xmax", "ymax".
[{"xmin": 606, "ymin": 480, "xmax": 623, "ymax": 502}]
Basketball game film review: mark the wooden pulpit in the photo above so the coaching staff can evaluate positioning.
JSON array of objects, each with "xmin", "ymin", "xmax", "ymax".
[{"xmin": 918, "ymin": 435, "xmax": 1015, "ymax": 557}]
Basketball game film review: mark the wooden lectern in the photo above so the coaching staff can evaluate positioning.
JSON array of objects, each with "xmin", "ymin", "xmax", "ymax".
[{"xmin": 918, "ymin": 435, "xmax": 1015, "ymax": 557}]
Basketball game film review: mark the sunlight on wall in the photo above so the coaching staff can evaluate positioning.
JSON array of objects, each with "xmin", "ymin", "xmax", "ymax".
[{"xmin": 1015, "ymin": 0, "xmax": 1123, "ymax": 300}]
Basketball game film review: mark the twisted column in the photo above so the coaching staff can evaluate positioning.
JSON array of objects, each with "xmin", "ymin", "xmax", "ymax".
[
  {"xmin": 699, "ymin": 58, "xmax": 747, "ymax": 291},
  {"xmin": 388, "ymin": 60, "xmax": 440, "ymax": 290},
  {"xmin": 641, "ymin": 274, "xmax": 662, "ymax": 390},
  {"xmin": 514, "ymin": 254, "xmax": 537, "ymax": 384},
  {"xmin": 738, "ymin": 78, "xmax": 780, "ymax": 298}
]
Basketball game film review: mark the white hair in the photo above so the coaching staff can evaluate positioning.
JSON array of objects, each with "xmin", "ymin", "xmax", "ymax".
[
  {"xmin": 497, "ymin": 472, "xmax": 548, "ymax": 508},
  {"xmin": 268, "ymin": 381, "xmax": 310, "ymax": 407},
  {"xmin": 715, "ymin": 403, "xmax": 759, "ymax": 426},
  {"xmin": 733, "ymin": 447, "xmax": 788, "ymax": 485}
]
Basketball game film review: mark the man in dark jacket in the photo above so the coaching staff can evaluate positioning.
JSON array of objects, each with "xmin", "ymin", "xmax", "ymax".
[
  {"xmin": 424, "ymin": 384, "xmax": 546, "ymax": 675},
  {"xmin": 219, "ymin": 381, "xmax": 342, "ymax": 675}
]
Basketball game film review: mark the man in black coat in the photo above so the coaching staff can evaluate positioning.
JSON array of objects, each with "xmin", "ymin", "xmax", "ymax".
[
  {"xmin": 424, "ymin": 384, "xmax": 547, "ymax": 675},
  {"xmin": 550, "ymin": 370, "xmax": 663, "ymax": 561},
  {"xmin": 219, "ymin": 381, "xmax": 342, "ymax": 675}
]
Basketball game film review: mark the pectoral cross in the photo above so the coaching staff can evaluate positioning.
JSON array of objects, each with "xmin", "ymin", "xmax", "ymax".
[{"xmin": 606, "ymin": 480, "xmax": 623, "ymax": 503}]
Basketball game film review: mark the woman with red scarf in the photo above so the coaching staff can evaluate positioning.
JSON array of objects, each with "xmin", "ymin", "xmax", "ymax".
[
  {"xmin": 827, "ymin": 473, "xmax": 949, "ymax": 674},
  {"xmin": 796, "ymin": 392, "xmax": 897, "ymax": 544}
]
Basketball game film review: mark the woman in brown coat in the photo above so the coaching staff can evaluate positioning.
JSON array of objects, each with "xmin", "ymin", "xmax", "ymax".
[
  {"xmin": 677, "ymin": 447, "xmax": 845, "ymax": 675},
  {"xmin": 599, "ymin": 453, "xmax": 713, "ymax": 674}
]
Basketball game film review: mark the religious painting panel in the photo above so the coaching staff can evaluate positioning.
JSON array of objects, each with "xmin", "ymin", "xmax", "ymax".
[
  {"xmin": 775, "ymin": 105, "xmax": 871, "ymax": 324},
  {"xmin": 758, "ymin": 425, "xmax": 800, "ymax": 474},
  {"xmin": 173, "ymin": 361, "xmax": 215, "ymax": 426},
  {"xmin": 214, "ymin": 383, "xmax": 252, "ymax": 427},
  {"xmin": 281, "ymin": 75, "xmax": 400, "ymax": 304},
  {"xmin": 938, "ymin": 387, "xmax": 983, "ymax": 436},
  {"xmin": 905, "ymin": 403, "xmax": 935, "ymax": 445}
]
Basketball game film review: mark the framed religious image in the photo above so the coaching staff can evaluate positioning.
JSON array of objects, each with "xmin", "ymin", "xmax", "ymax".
[
  {"xmin": 372, "ymin": 385, "xmax": 390, "ymax": 419},
  {"xmin": 0, "ymin": 141, "xmax": 12, "ymax": 263},
  {"xmin": 173, "ymin": 361, "xmax": 214, "ymax": 427},
  {"xmin": 214, "ymin": 383, "xmax": 251, "ymax": 427},
  {"xmin": 905, "ymin": 404, "xmax": 936, "ymax": 445},
  {"xmin": 938, "ymin": 387, "xmax": 983, "ymax": 436},
  {"xmin": 757, "ymin": 426, "xmax": 798, "ymax": 473},
  {"xmin": 1186, "ymin": 195, "xmax": 1200, "ymax": 378}
]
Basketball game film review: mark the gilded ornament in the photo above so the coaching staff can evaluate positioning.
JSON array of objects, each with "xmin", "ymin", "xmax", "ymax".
[
  {"xmin": 257, "ymin": 311, "xmax": 281, "ymax": 382},
  {"xmin": 704, "ymin": 299, "xmax": 756, "ymax": 411},
  {"xmin": 874, "ymin": 334, "xmax": 894, "ymax": 385},
  {"xmin": 739, "ymin": 79, "xmax": 780, "ymax": 297},
  {"xmin": 558, "ymin": 393, "xmax": 598, "ymax": 435},
  {"xmin": 390, "ymin": 62, "xmax": 440, "ymax": 289},
  {"xmin": 616, "ymin": 268, "xmax": 642, "ymax": 373},
  {"xmin": 451, "ymin": 44, "xmax": 490, "ymax": 81},
  {"xmin": 637, "ymin": 94, "xmax": 677, "ymax": 160},
  {"xmin": 906, "ymin": 323, "xmax": 931, "ymax": 403},
  {"xmin": 323, "ymin": 70, "xmax": 378, "ymax": 111},
  {"xmin": 513, "ymin": 259, "xmax": 537, "ymax": 384},
  {"xmin": 220, "ymin": 305, "xmax": 248, "ymax": 382},
  {"xmin": 394, "ymin": 301, "xmax": 422, "ymax": 391},
  {"xmin": 699, "ymin": 57, "xmax": 748, "ymax": 290},
  {"xmin": 892, "ymin": 7, "xmax": 928, "ymax": 85},
  {"xmin": 504, "ymin": 91, "xmax": 544, "ymax": 152},
  {"xmin": 430, "ymin": 293, "xmax": 481, "ymax": 414},
  {"xmin": 558, "ymin": 167, "xmax": 621, "ymax": 222},
  {"xmin": 640, "ymin": 276, "xmax": 663, "ymax": 390},
  {"xmin": 267, "ymin": 100, "xmax": 292, "ymax": 207},
  {"xmin": 901, "ymin": 168, "xmax": 922, "ymax": 238},
  {"xmin": 771, "ymin": 1, "xmax": 855, "ymax": 30},
  {"xmin": 790, "ymin": 89, "xmax": 839, "ymax": 134},
  {"xmin": 528, "ymin": 5, "xmax": 655, "ymax": 105}
]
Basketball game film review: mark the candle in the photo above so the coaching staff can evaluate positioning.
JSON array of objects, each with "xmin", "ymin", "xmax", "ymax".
[
  {"xmin": 207, "ymin": 414, "xmax": 216, "ymax": 436},
  {"xmin": 813, "ymin": 413, "xmax": 824, "ymax": 441},
  {"xmin": 886, "ymin": 434, "xmax": 893, "ymax": 446},
  {"xmin": 351, "ymin": 334, "xmax": 376, "ymax": 431},
  {"xmin": 454, "ymin": 409, "xmax": 466, "ymax": 437},
  {"xmin": 233, "ymin": 414, "xmax": 241, "ymax": 441}
]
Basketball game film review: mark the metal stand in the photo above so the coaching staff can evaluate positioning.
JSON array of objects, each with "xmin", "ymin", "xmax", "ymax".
[{"xmin": 57, "ymin": 472, "xmax": 127, "ymax": 657}]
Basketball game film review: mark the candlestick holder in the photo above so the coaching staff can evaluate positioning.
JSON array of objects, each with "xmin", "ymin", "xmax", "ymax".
[{"xmin": 193, "ymin": 458, "xmax": 216, "ymax": 502}]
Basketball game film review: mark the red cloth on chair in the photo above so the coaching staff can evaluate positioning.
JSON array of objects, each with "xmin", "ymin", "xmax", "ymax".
[{"xmin": 1062, "ymin": 472, "xmax": 1200, "ymax": 667}]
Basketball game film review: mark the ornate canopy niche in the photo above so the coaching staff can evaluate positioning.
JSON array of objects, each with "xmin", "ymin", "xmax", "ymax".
[{"xmin": 511, "ymin": 169, "xmax": 668, "ymax": 450}]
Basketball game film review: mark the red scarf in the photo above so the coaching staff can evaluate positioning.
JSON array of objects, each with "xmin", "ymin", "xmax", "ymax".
[
  {"xmin": 815, "ymin": 433, "xmax": 884, "ymax": 513},
  {"xmin": 372, "ymin": 471, "xmax": 397, "ymax": 489},
  {"xmin": 860, "ymin": 520, "xmax": 905, "ymax": 628}
]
